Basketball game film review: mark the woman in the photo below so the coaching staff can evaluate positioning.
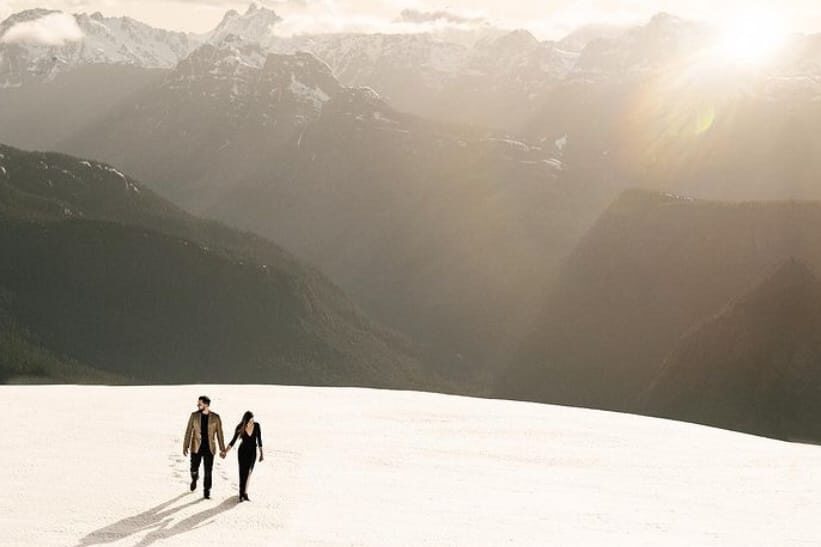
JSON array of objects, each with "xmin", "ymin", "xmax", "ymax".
[{"xmin": 224, "ymin": 410, "xmax": 263, "ymax": 502}]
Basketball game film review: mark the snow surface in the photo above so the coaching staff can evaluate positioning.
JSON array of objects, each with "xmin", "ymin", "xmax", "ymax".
[{"xmin": 1, "ymin": 385, "xmax": 820, "ymax": 546}]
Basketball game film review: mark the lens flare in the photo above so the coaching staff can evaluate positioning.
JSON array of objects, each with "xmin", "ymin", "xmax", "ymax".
[{"xmin": 712, "ymin": 12, "xmax": 789, "ymax": 66}]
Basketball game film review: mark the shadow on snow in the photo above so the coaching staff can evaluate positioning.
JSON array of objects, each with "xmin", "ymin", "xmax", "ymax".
[{"xmin": 75, "ymin": 492, "xmax": 237, "ymax": 546}]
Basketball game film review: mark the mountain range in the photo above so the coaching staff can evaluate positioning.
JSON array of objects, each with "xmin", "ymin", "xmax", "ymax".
[
  {"xmin": 52, "ymin": 39, "xmax": 601, "ymax": 383},
  {"xmin": 0, "ymin": 143, "xmax": 438, "ymax": 388},
  {"xmin": 0, "ymin": 8, "xmax": 195, "ymax": 87},
  {"xmin": 4, "ymin": 6, "xmax": 820, "ymax": 204},
  {"xmin": 500, "ymin": 189, "xmax": 821, "ymax": 439},
  {"xmin": 4, "ymin": 4, "xmax": 821, "ymax": 442}
]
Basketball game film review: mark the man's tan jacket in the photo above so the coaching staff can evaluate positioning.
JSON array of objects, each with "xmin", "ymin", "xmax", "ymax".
[{"xmin": 184, "ymin": 411, "xmax": 226, "ymax": 455}]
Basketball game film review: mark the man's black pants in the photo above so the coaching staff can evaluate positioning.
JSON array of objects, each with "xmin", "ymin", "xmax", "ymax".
[{"xmin": 190, "ymin": 448, "xmax": 214, "ymax": 491}]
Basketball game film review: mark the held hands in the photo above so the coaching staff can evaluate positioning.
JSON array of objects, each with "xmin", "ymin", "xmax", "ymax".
[{"xmin": 219, "ymin": 450, "xmax": 226, "ymax": 459}]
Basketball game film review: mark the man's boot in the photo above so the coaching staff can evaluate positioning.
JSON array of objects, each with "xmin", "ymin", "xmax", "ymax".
[{"xmin": 190, "ymin": 471, "xmax": 198, "ymax": 492}]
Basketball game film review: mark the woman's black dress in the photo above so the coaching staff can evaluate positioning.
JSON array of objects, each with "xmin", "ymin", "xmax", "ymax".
[{"xmin": 229, "ymin": 422, "xmax": 262, "ymax": 497}]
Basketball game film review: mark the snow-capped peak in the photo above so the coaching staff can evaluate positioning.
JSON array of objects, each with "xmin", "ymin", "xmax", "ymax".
[
  {"xmin": 0, "ymin": 8, "xmax": 200, "ymax": 87},
  {"xmin": 166, "ymin": 43, "xmax": 343, "ymax": 122},
  {"xmin": 0, "ymin": 8, "xmax": 59, "ymax": 32},
  {"xmin": 206, "ymin": 3, "xmax": 281, "ymax": 48}
]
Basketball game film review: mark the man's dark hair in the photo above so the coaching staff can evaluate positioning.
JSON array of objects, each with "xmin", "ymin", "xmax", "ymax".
[{"xmin": 198, "ymin": 395, "xmax": 211, "ymax": 406}]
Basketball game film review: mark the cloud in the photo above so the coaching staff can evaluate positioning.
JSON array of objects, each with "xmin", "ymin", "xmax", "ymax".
[
  {"xmin": 1, "ymin": 12, "xmax": 85, "ymax": 46},
  {"xmin": 3, "ymin": 1, "xmax": 820, "ymax": 41},
  {"xmin": 397, "ymin": 8, "xmax": 486, "ymax": 25}
]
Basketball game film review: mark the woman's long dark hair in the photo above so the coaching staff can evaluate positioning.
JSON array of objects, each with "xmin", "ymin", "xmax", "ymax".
[{"xmin": 235, "ymin": 410, "xmax": 254, "ymax": 435}]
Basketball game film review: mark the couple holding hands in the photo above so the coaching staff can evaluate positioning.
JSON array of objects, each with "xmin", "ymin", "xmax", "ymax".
[{"xmin": 183, "ymin": 395, "xmax": 263, "ymax": 503}]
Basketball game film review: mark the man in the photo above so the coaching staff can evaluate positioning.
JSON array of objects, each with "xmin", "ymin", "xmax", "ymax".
[{"xmin": 183, "ymin": 395, "xmax": 226, "ymax": 499}]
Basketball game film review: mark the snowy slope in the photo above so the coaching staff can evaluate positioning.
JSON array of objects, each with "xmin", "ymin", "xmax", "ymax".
[{"xmin": 1, "ymin": 385, "xmax": 820, "ymax": 546}]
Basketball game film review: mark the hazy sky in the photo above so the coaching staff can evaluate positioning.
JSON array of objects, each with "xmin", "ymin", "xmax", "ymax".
[{"xmin": 2, "ymin": 0, "xmax": 820, "ymax": 38}]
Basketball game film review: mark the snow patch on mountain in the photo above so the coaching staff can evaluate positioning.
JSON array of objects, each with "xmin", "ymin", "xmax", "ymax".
[
  {"xmin": 288, "ymin": 73, "xmax": 330, "ymax": 111},
  {"xmin": 481, "ymin": 137, "xmax": 536, "ymax": 152}
]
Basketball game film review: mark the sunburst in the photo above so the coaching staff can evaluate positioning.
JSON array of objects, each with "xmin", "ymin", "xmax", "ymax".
[{"xmin": 712, "ymin": 12, "xmax": 789, "ymax": 66}]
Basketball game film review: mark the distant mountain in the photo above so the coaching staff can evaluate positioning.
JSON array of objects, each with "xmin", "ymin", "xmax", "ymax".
[
  {"xmin": 271, "ymin": 32, "xmax": 469, "ymax": 108},
  {"xmin": 249, "ymin": 14, "xmax": 715, "ymax": 135},
  {"xmin": 499, "ymin": 189, "xmax": 821, "ymax": 412},
  {"xmin": 642, "ymin": 259, "xmax": 821, "ymax": 442},
  {"xmin": 0, "ymin": 8, "xmax": 198, "ymax": 87},
  {"xmin": 5, "ymin": 8, "xmax": 820, "ymax": 203},
  {"xmin": 237, "ymin": 13, "xmax": 821, "ymax": 203},
  {"xmin": 205, "ymin": 3, "xmax": 281, "ymax": 48},
  {"xmin": 56, "ymin": 43, "xmax": 597, "ymax": 382},
  {"xmin": 572, "ymin": 13, "xmax": 710, "ymax": 74},
  {"xmin": 270, "ymin": 29, "xmax": 578, "ymax": 131},
  {"xmin": 0, "ymin": 143, "xmax": 435, "ymax": 388},
  {"xmin": 523, "ymin": 19, "xmax": 821, "ymax": 202},
  {"xmin": 262, "ymin": 14, "xmax": 821, "ymax": 203},
  {"xmin": 4, "ymin": 6, "xmax": 820, "ymax": 140},
  {"xmin": 556, "ymin": 23, "xmax": 632, "ymax": 53},
  {"xmin": 60, "ymin": 42, "xmax": 347, "ymax": 198},
  {"xmin": 0, "ymin": 3, "xmax": 282, "ymax": 90}
]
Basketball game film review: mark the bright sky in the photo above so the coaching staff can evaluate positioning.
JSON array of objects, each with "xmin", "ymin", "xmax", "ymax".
[{"xmin": 1, "ymin": 0, "xmax": 820, "ymax": 38}]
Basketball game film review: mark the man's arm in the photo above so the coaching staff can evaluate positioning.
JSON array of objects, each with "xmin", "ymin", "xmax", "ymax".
[
  {"xmin": 183, "ymin": 413, "xmax": 194, "ymax": 455},
  {"xmin": 216, "ymin": 414, "xmax": 226, "ymax": 452}
]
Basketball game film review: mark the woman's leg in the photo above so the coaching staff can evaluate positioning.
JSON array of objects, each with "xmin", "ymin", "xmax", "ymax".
[
  {"xmin": 238, "ymin": 457, "xmax": 249, "ymax": 497},
  {"xmin": 241, "ymin": 452, "xmax": 256, "ymax": 499},
  {"xmin": 245, "ymin": 466, "xmax": 254, "ymax": 496}
]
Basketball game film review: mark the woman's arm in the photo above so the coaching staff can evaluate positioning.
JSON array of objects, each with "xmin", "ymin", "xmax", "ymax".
[
  {"xmin": 257, "ymin": 423, "xmax": 264, "ymax": 461},
  {"xmin": 227, "ymin": 427, "xmax": 240, "ymax": 449}
]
